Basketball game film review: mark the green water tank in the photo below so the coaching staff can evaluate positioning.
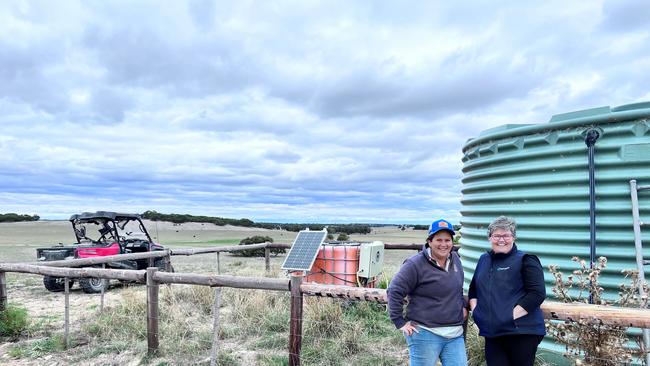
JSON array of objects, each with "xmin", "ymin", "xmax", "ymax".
[{"xmin": 460, "ymin": 102, "xmax": 650, "ymax": 360}]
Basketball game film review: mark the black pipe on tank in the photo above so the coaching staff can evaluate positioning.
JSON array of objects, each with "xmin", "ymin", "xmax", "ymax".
[{"xmin": 584, "ymin": 128, "xmax": 600, "ymax": 303}]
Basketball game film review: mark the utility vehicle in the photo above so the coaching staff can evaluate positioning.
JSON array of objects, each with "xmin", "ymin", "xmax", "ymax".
[{"xmin": 36, "ymin": 211, "xmax": 172, "ymax": 293}]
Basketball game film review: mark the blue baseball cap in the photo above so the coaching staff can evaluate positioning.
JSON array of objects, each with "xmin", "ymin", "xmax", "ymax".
[{"xmin": 428, "ymin": 219, "xmax": 455, "ymax": 238}]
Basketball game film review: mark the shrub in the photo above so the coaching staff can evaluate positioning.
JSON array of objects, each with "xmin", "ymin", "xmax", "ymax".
[
  {"xmin": 234, "ymin": 236, "xmax": 285, "ymax": 257},
  {"xmin": 0, "ymin": 304, "xmax": 29, "ymax": 338},
  {"xmin": 547, "ymin": 256, "xmax": 645, "ymax": 366},
  {"xmin": 336, "ymin": 233, "xmax": 349, "ymax": 241}
]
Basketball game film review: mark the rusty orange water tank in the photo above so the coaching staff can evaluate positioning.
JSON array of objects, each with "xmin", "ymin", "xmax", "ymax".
[{"xmin": 305, "ymin": 243, "xmax": 377, "ymax": 287}]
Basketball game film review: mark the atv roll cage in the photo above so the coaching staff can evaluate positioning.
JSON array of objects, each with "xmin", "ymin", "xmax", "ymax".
[{"xmin": 70, "ymin": 211, "xmax": 154, "ymax": 248}]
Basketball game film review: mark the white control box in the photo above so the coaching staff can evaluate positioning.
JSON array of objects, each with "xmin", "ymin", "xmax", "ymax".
[{"xmin": 357, "ymin": 241, "xmax": 384, "ymax": 278}]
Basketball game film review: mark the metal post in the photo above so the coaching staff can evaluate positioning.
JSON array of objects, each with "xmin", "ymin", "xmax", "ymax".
[
  {"xmin": 209, "ymin": 287, "xmax": 222, "ymax": 366},
  {"xmin": 584, "ymin": 129, "xmax": 600, "ymax": 304},
  {"xmin": 146, "ymin": 267, "xmax": 159, "ymax": 355},
  {"xmin": 585, "ymin": 129, "xmax": 600, "ymax": 271},
  {"xmin": 265, "ymin": 247, "xmax": 271, "ymax": 272},
  {"xmin": 0, "ymin": 271, "xmax": 6, "ymax": 311},
  {"xmin": 64, "ymin": 277, "xmax": 70, "ymax": 349},
  {"xmin": 289, "ymin": 274, "xmax": 303, "ymax": 366},
  {"xmin": 631, "ymin": 180, "xmax": 650, "ymax": 365}
]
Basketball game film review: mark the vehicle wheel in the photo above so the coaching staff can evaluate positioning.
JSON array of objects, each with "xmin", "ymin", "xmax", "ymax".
[
  {"xmin": 43, "ymin": 276, "xmax": 66, "ymax": 292},
  {"xmin": 79, "ymin": 277, "xmax": 109, "ymax": 294}
]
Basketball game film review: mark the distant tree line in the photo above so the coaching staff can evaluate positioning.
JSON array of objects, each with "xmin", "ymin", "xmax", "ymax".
[
  {"xmin": 141, "ymin": 210, "xmax": 372, "ymax": 235},
  {"xmin": 142, "ymin": 210, "xmax": 255, "ymax": 227},
  {"xmin": 0, "ymin": 213, "xmax": 40, "ymax": 223},
  {"xmin": 410, "ymin": 224, "xmax": 462, "ymax": 232}
]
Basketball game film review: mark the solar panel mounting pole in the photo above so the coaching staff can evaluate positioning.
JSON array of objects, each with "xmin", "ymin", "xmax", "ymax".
[{"xmin": 289, "ymin": 272, "xmax": 304, "ymax": 366}]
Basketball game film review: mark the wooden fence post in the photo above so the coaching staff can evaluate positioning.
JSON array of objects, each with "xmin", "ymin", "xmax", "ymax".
[
  {"xmin": 0, "ymin": 271, "xmax": 6, "ymax": 311},
  {"xmin": 166, "ymin": 253, "xmax": 172, "ymax": 272},
  {"xmin": 147, "ymin": 267, "xmax": 159, "ymax": 355},
  {"xmin": 64, "ymin": 277, "xmax": 70, "ymax": 349},
  {"xmin": 100, "ymin": 264, "xmax": 105, "ymax": 312},
  {"xmin": 289, "ymin": 274, "xmax": 303, "ymax": 366},
  {"xmin": 265, "ymin": 247, "xmax": 271, "ymax": 272},
  {"xmin": 216, "ymin": 253, "xmax": 221, "ymax": 274},
  {"xmin": 210, "ymin": 287, "xmax": 222, "ymax": 366}
]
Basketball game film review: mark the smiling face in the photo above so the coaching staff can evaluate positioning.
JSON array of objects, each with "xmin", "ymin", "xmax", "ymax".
[
  {"xmin": 427, "ymin": 230, "xmax": 453, "ymax": 263},
  {"xmin": 489, "ymin": 228, "xmax": 515, "ymax": 254}
]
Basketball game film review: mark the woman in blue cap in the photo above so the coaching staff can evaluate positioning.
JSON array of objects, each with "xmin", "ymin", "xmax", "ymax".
[{"xmin": 387, "ymin": 219, "xmax": 468, "ymax": 366}]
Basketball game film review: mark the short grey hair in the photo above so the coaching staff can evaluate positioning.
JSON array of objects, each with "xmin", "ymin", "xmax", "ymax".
[{"xmin": 487, "ymin": 216, "xmax": 516, "ymax": 238}]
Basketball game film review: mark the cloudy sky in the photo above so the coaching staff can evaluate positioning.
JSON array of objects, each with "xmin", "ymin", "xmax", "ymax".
[{"xmin": 1, "ymin": 1, "xmax": 649, "ymax": 223}]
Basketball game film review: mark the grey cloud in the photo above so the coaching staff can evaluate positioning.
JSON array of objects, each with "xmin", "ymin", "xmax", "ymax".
[
  {"xmin": 284, "ymin": 53, "xmax": 541, "ymax": 120},
  {"xmin": 600, "ymin": 0, "xmax": 650, "ymax": 32},
  {"xmin": 81, "ymin": 25, "xmax": 255, "ymax": 97}
]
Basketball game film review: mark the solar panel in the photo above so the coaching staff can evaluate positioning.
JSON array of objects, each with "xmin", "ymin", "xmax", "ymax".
[{"xmin": 281, "ymin": 229, "xmax": 328, "ymax": 271}]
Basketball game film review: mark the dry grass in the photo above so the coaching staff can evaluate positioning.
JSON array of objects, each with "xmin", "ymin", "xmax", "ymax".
[{"xmin": 0, "ymin": 221, "xmax": 424, "ymax": 365}]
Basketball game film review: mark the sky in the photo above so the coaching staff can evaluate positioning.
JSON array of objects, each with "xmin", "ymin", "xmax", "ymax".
[{"xmin": 1, "ymin": 0, "xmax": 650, "ymax": 224}]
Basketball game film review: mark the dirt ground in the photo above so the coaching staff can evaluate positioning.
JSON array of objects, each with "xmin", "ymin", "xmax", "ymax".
[{"xmin": 0, "ymin": 220, "xmax": 424, "ymax": 365}]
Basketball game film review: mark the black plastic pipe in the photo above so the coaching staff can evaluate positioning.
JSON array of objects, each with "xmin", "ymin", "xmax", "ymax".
[{"xmin": 585, "ymin": 129, "xmax": 600, "ymax": 303}]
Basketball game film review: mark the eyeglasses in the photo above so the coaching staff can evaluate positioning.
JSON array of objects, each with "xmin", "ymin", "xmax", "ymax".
[{"xmin": 490, "ymin": 234, "xmax": 513, "ymax": 240}]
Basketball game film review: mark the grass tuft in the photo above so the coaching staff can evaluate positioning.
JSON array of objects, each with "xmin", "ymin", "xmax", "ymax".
[
  {"xmin": 0, "ymin": 303, "xmax": 29, "ymax": 339},
  {"xmin": 8, "ymin": 334, "xmax": 65, "ymax": 358}
]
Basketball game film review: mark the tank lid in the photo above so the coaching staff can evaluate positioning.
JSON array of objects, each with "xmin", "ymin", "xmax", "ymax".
[
  {"xmin": 549, "ymin": 106, "xmax": 610, "ymax": 123},
  {"xmin": 464, "ymin": 101, "xmax": 650, "ymax": 152},
  {"xmin": 611, "ymin": 101, "xmax": 650, "ymax": 113}
]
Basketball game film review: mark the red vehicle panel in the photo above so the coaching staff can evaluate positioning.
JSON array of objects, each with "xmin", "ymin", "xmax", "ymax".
[{"xmin": 76, "ymin": 242, "xmax": 120, "ymax": 258}]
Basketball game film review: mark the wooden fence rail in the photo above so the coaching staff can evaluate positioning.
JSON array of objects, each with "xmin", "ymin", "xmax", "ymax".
[
  {"xmin": 25, "ymin": 242, "xmax": 420, "ymax": 266},
  {"xmin": 0, "ymin": 263, "xmax": 145, "ymax": 282},
  {"xmin": 20, "ymin": 241, "xmax": 421, "ymax": 274},
  {"xmin": 154, "ymin": 271, "xmax": 289, "ymax": 291},
  {"xmin": 170, "ymin": 243, "xmax": 270, "ymax": 256}
]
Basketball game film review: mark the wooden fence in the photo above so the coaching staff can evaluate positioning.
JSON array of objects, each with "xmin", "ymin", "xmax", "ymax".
[
  {"xmin": 4, "ymin": 243, "xmax": 650, "ymax": 365},
  {"xmin": 29, "ymin": 241, "xmax": 422, "ymax": 273}
]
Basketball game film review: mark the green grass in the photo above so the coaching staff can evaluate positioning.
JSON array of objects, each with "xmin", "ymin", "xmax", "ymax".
[
  {"xmin": 254, "ymin": 333, "xmax": 287, "ymax": 350},
  {"xmin": 258, "ymin": 354, "xmax": 289, "ymax": 366},
  {"xmin": 8, "ymin": 334, "xmax": 65, "ymax": 358},
  {"xmin": 206, "ymin": 239, "xmax": 240, "ymax": 244},
  {"xmin": 0, "ymin": 303, "xmax": 29, "ymax": 338},
  {"xmin": 216, "ymin": 351, "xmax": 240, "ymax": 365},
  {"xmin": 80, "ymin": 340, "xmax": 132, "ymax": 359}
]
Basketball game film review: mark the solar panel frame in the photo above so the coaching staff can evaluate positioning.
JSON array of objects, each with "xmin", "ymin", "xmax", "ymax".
[{"xmin": 281, "ymin": 230, "xmax": 328, "ymax": 271}]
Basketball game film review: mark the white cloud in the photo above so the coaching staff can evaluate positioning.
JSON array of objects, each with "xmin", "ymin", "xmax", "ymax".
[{"xmin": 0, "ymin": 0, "xmax": 648, "ymax": 224}]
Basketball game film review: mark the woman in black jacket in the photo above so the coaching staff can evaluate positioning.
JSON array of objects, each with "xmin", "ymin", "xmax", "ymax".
[{"xmin": 468, "ymin": 216, "xmax": 546, "ymax": 366}]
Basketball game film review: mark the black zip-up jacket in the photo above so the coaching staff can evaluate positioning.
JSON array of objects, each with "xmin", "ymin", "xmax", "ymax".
[
  {"xmin": 387, "ymin": 246, "xmax": 465, "ymax": 330},
  {"xmin": 468, "ymin": 244, "xmax": 546, "ymax": 337}
]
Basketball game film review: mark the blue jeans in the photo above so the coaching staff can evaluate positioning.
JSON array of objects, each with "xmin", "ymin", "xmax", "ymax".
[{"xmin": 405, "ymin": 329, "xmax": 467, "ymax": 366}]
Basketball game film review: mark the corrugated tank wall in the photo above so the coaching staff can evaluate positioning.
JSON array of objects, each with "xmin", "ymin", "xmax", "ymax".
[
  {"xmin": 461, "ymin": 102, "xmax": 650, "ymax": 297},
  {"xmin": 460, "ymin": 102, "xmax": 650, "ymax": 361}
]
